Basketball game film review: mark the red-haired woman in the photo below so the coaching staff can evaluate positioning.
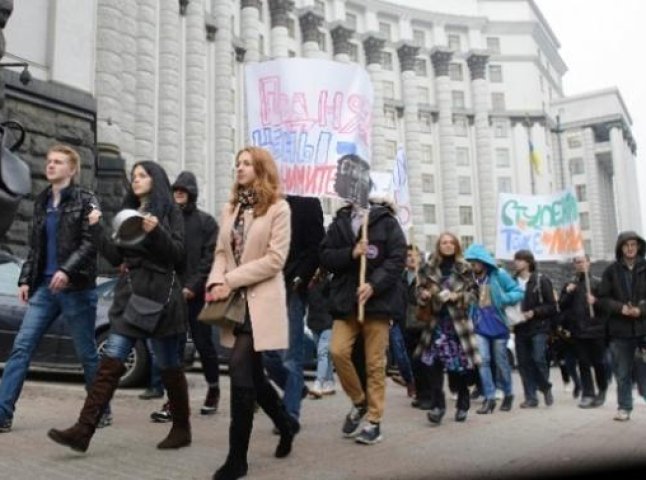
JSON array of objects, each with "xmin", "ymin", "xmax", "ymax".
[
  {"xmin": 207, "ymin": 147, "xmax": 297, "ymax": 480},
  {"xmin": 416, "ymin": 233, "xmax": 480, "ymax": 424}
]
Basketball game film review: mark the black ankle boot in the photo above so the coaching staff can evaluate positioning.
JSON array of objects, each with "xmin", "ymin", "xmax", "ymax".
[
  {"xmin": 476, "ymin": 399, "xmax": 496, "ymax": 414},
  {"xmin": 454, "ymin": 409, "xmax": 468, "ymax": 422},
  {"xmin": 427, "ymin": 408, "xmax": 445, "ymax": 425},
  {"xmin": 500, "ymin": 395, "xmax": 514, "ymax": 411}
]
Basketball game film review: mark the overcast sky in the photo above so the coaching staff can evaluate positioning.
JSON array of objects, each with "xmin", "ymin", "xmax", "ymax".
[{"xmin": 535, "ymin": 0, "xmax": 646, "ymax": 229}]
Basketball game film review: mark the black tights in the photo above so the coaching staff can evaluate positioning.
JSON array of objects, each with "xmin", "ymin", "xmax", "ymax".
[{"xmin": 229, "ymin": 332, "xmax": 264, "ymax": 389}]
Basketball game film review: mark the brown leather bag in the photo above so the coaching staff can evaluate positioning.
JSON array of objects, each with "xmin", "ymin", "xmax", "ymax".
[{"xmin": 198, "ymin": 290, "xmax": 246, "ymax": 327}]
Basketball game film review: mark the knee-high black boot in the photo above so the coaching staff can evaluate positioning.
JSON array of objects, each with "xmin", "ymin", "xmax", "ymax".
[
  {"xmin": 157, "ymin": 368, "xmax": 192, "ymax": 449},
  {"xmin": 47, "ymin": 357, "xmax": 125, "ymax": 452},
  {"xmin": 212, "ymin": 387, "xmax": 255, "ymax": 480},
  {"xmin": 255, "ymin": 378, "xmax": 299, "ymax": 458}
]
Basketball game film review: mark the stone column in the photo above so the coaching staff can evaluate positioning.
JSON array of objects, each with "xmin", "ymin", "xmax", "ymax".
[
  {"xmin": 269, "ymin": 0, "xmax": 294, "ymax": 59},
  {"xmin": 299, "ymin": 8, "xmax": 324, "ymax": 58},
  {"xmin": 581, "ymin": 126, "xmax": 604, "ymax": 258},
  {"xmin": 398, "ymin": 42, "xmax": 422, "ymax": 244},
  {"xmin": 431, "ymin": 47, "xmax": 458, "ymax": 231},
  {"xmin": 467, "ymin": 51, "xmax": 495, "ymax": 250},
  {"xmin": 157, "ymin": 1, "xmax": 181, "ymax": 178},
  {"xmin": 241, "ymin": 0, "xmax": 261, "ymax": 63},
  {"xmin": 135, "ymin": 0, "xmax": 157, "ymax": 161},
  {"xmin": 184, "ymin": 0, "xmax": 206, "ymax": 185},
  {"xmin": 0, "ymin": 0, "xmax": 13, "ymax": 111},
  {"xmin": 213, "ymin": 0, "xmax": 235, "ymax": 210},
  {"xmin": 330, "ymin": 23, "xmax": 354, "ymax": 63},
  {"xmin": 95, "ymin": 0, "xmax": 124, "ymax": 149},
  {"xmin": 120, "ymin": 5, "xmax": 137, "ymax": 165},
  {"xmin": 363, "ymin": 35, "xmax": 386, "ymax": 171},
  {"xmin": 609, "ymin": 123, "xmax": 629, "ymax": 232}
]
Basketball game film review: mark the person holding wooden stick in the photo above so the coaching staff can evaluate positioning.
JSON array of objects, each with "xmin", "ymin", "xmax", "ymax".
[{"xmin": 321, "ymin": 198, "xmax": 406, "ymax": 445}]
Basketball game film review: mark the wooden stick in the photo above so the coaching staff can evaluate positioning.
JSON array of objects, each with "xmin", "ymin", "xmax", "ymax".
[
  {"xmin": 358, "ymin": 211, "xmax": 369, "ymax": 323},
  {"xmin": 584, "ymin": 269, "xmax": 595, "ymax": 318}
]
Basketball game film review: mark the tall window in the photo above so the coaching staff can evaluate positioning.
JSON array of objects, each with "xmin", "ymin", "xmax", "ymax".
[
  {"xmin": 381, "ymin": 51, "xmax": 393, "ymax": 70},
  {"xmin": 493, "ymin": 120, "xmax": 508, "ymax": 138},
  {"xmin": 385, "ymin": 141, "xmax": 397, "ymax": 161},
  {"xmin": 575, "ymin": 184, "xmax": 587, "ymax": 202},
  {"xmin": 495, "ymin": 148, "xmax": 510, "ymax": 167},
  {"xmin": 346, "ymin": 12, "xmax": 357, "ymax": 30},
  {"xmin": 348, "ymin": 43, "xmax": 359, "ymax": 62},
  {"xmin": 426, "ymin": 235, "xmax": 438, "ymax": 252},
  {"xmin": 413, "ymin": 29, "xmax": 425, "ymax": 47},
  {"xmin": 489, "ymin": 65, "xmax": 503, "ymax": 83},
  {"xmin": 570, "ymin": 157, "xmax": 584, "ymax": 175},
  {"xmin": 384, "ymin": 106, "xmax": 397, "ymax": 129},
  {"xmin": 486, "ymin": 37, "xmax": 501, "ymax": 54},
  {"xmin": 259, "ymin": 34, "xmax": 265, "ymax": 55},
  {"xmin": 318, "ymin": 32, "xmax": 327, "ymax": 51},
  {"xmin": 417, "ymin": 86, "xmax": 430, "ymax": 104},
  {"xmin": 497, "ymin": 176, "xmax": 512, "ymax": 193},
  {"xmin": 315, "ymin": 0, "xmax": 326, "ymax": 14},
  {"xmin": 419, "ymin": 112, "xmax": 433, "ymax": 133},
  {"xmin": 448, "ymin": 34, "xmax": 461, "ymax": 51},
  {"xmin": 379, "ymin": 22, "xmax": 392, "ymax": 40},
  {"xmin": 415, "ymin": 58, "xmax": 427, "ymax": 77},
  {"xmin": 422, "ymin": 144, "xmax": 433, "ymax": 163},
  {"xmin": 449, "ymin": 63, "xmax": 463, "ymax": 81},
  {"xmin": 453, "ymin": 116, "xmax": 467, "ymax": 136},
  {"xmin": 452, "ymin": 90, "xmax": 465, "ymax": 109},
  {"xmin": 422, "ymin": 174, "xmax": 435, "ymax": 193},
  {"xmin": 458, "ymin": 176, "xmax": 472, "ymax": 195},
  {"xmin": 579, "ymin": 212, "xmax": 590, "ymax": 230},
  {"xmin": 456, "ymin": 147, "xmax": 469, "ymax": 166},
  {"xmin": 459, "ymin": 206, "xmax": 473, "ymax": 225},
  {"xmin": 423, "ymin": 204, "xmax": 437, "ymax": 224},
  {"xmin": 287, "ymin": 17, "xmax": 296, "ymax": 38},
  {"xmin": 567, "ymin": 135, "xmax": 582, "ymax": 149},
  {"xmin": 491, "ymin": 92, "xmax": 506, "ymax": 111},
  {"xmin": 383, "ymin": 80, "xmax": 395, "ymax": 99},
  {"xmin": 461, "ymin": 236, "xmax": 474, "ymax": 249}
]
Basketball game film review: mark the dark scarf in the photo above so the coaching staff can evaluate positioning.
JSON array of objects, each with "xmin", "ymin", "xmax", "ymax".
[{"xmin": 231, "ymin": 189, "xmax": 257, "ymax": 265}]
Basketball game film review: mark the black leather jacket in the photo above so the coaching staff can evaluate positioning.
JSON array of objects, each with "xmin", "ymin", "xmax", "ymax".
[{"xmin": 18, "ymin": 184, "xmax": 98, "ymax": 291}]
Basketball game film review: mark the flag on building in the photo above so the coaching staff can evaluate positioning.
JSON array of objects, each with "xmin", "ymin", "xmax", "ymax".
[
  {"xmin": 529, "ymin": 139, "xmax": 542, "ymax": 175},
  {"xmin": 392, "ymin": 146, "xmax": 412, "ymax": 230}
]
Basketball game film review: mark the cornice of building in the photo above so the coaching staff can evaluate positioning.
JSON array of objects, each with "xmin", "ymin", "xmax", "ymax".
[{"xmin": 552, "ymin": 87, "xmax": 634, "ymax": 126}]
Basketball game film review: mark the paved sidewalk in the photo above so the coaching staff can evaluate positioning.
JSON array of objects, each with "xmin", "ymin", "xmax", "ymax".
[{"xmin": 1, "ymin": 371, "xmax": 645, "ymax": 479}]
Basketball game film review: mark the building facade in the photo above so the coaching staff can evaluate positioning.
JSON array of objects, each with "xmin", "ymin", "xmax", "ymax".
[{"xmin": 2, "ymin": 0, "xmax": 640, "ymax": 260}]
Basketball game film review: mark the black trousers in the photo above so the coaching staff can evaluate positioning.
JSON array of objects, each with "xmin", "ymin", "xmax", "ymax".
[
  {"xmin": 428, "ymin": 361, "xmax": 470, "ymax": 411},
  {"xmin": 404, "ymin": 329, "xmax": 434, "ymax": 401},
  {"xmin": 574, "ymin": 337, "xmax": 608, "ymax": 397}
]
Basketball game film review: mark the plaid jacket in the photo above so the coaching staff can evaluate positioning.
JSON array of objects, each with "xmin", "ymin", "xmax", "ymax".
[{"xmin": 415, "ymin": 256, "xmax": 481, "ymax": 368}]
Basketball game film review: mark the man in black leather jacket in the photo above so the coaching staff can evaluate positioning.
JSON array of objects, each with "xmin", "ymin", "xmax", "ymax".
[{"xmin": 0, "ymin": 145, "xmax": 104, "ymax": 433}]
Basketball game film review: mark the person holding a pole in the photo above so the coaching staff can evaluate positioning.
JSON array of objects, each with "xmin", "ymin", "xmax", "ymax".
[
  {"xmin": 558, "ymin": 254, "xmax": 607, "ymax": 408},
  {"xmin": 321, "ymin": 197, "xmax": 406, "ymax": 445}
]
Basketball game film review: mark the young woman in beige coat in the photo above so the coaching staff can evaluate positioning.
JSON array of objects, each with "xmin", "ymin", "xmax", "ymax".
[{"xmin": 208, "ymin": 147, "xmax": 297, "ymax": 480}]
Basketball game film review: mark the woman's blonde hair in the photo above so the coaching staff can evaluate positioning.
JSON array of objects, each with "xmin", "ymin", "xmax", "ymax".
[{"xmin": 230, "ymin": 147, "xmax": 282, "ymax": 217}]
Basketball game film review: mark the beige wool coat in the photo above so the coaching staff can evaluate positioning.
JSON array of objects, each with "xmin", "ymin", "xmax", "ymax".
[{"xmin": 207, "ymin": 199, "xmax": 291, "ymax": 351}]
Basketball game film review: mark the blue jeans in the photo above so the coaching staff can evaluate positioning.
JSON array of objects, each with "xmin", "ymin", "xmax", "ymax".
[
  {"xmin": 477, "ymin": 334, "xmax": 513, "ymax": 399},
  {"xmin": 263, "ymin": 290, "xmax": 305, "ymax": 420},
  {"xmin": 0, "ymin": 285, "xmax": 98, "ymax": 421},
  {"xmin": 313, "ymin": 329, "xmax": 334, "ymax": 384},
  {"xmin": 389, "ymin": 324, "xmax": 413, "ymax": 385},
  {"xmin": 104, "ymin": 333, "xmax": 182, "ymax": 370},
  {"xmin": 609, "ymin": 337, "xmax": 646, "ymax": 411},
  {"xmin": 516, "ymin": 333, "xmax": 551, "ymax": 402}
]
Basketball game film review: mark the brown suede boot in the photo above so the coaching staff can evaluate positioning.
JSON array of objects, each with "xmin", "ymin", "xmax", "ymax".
[
  {"xmin": 47, "ymin": 357, "xmax": 125, "ymax": 452},
  {"xmin": 157, "ymin": 368, "xmax": 192, "ymax": 449}
]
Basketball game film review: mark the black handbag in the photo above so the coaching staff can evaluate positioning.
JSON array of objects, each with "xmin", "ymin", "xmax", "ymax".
[
  {"xmin": 122, "ymin": 272, "xmax": 175, "ymax": 334},
  {"xmin": 198, "ymin": 290, "xmax": 246, "ymax": 327}
]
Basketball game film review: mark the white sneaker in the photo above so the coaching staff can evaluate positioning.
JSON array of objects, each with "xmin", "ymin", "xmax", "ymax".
[
  {"xmin": 321, "ymin": 380, "xmax": 336, "ymax": 395},
  {"xmin": 563, "ymin": 382, "xmax": 572, "ymax": 394},
  {"xmin": 613, "ymin": 410, "xmax": 630, "ymax": 422},
  {"xmin": 309, "ymin": 380, "xmax": 323, "ymax": 399},
  {"xmin": 495, "ymin": 390, "xmax": 504, "ymax": 400}
]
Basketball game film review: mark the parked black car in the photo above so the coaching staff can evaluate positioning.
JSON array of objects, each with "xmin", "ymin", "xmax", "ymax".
[{"xmin": 0, "ymin": 252, "xmax": 150, "ymax": 387}]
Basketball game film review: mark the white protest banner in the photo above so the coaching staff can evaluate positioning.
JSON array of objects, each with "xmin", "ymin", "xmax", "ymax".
[
  {"xmin": 245, "ymin": 58, "xmax": 374, "ymax": 201},
  {"xmin": 392, "ymin": 146, "xmax": 412, "ymax": 230},
  {"xmin": 495, "ymin": 188, "xmax": 585, "ymax": 261},
  {"xmin": 369, "ymin": 171, "xmax": 393, "ymax": 199}
]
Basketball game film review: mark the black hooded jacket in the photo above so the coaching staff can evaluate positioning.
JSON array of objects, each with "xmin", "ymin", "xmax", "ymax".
[
  {"xmin": 172, "ymin": 171, "xmax": 219, "ymax": 297},
  {"xmin": 319, "ymin": 202, "xmax": 406, "ymax": 319},
  {"xmin": 598, "ymin": 231, "xmax": 646, "ymax": 339}
]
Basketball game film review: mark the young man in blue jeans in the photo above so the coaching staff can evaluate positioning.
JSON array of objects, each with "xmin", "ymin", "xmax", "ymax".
[{"xmin": 0, "ymin": 145, "xmax": 105, "ymax": 432}]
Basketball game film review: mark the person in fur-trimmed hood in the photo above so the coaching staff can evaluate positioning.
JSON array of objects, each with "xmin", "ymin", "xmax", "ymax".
[
  {"xmin": 597, "ymin": 230, "xmax": 646, "ymax": 421},
  {"xmin": 415, "ymin": 233, "xmax": 480, "ymax": 426},
  {"xmin": 320, "ymin": 197, "xmax": 406, "ymax": 445}
]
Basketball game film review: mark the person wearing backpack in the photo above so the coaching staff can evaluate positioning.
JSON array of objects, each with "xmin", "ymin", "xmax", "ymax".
[
  {"xmin": 465, "ymin": 244, "xmax": 524, "ymax": 413},
  {"xmin": 513, "ymin": 249, "xmax": 557, "ymax": 408}
]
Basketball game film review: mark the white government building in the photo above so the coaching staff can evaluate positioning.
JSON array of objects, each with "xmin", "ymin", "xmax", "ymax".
[{"xmin": 4, "ymin": 0, "xmax": 641, "ymax": 259}]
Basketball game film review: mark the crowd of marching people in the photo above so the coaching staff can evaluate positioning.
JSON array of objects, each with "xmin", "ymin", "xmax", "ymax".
[{"xmin": 1, "ymin": 144, "xmax": 646, "ymax": 479}]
